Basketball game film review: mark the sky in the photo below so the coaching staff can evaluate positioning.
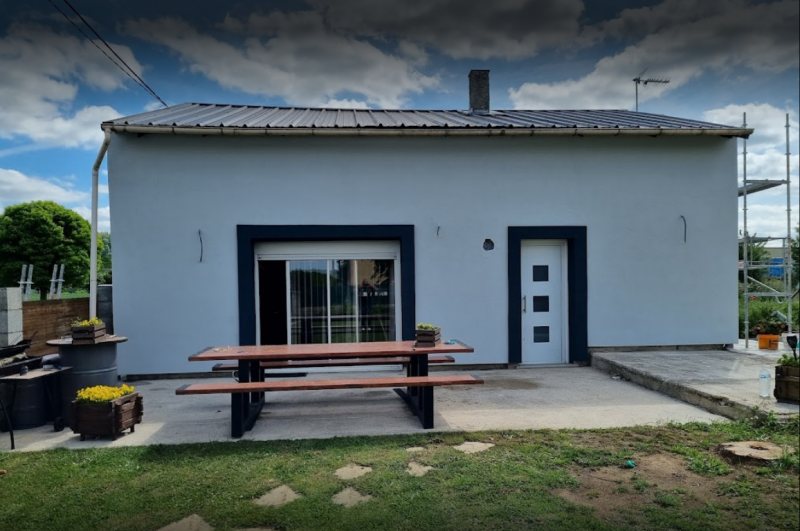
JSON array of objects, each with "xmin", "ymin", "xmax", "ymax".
[{"xmin": 0, "ymin": 0, "xmax": 797, "ymax": 242}]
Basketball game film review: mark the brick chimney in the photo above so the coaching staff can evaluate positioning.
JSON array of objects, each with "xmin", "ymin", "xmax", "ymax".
[{"xmin": 469, "ymin": 70, "xmax": 490, "ymax": 114}]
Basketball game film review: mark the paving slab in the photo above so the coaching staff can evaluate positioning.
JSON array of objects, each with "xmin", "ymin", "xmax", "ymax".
[
  {"xmin": 4, "ymin": 367, "xmax": 722, "ymax": 452},
  {"xmin": 592, "ymin": 349, "xmax": 800, "ymax": 420}
]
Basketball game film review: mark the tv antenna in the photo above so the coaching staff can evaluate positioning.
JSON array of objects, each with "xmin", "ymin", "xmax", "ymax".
[{"xmin": 633, "ymin": 68, "xmax": 670, "ymax": 111}]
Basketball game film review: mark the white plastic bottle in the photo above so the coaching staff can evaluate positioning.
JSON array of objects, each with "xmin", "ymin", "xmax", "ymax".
[{"xmin": 759, "ymin": 366, "xmax": 772, "ymax": 398}]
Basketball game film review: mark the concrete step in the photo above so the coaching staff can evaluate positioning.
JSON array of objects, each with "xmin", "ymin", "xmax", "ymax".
[{"xmin": 591, "ymin": 349, "xmax": 799, "ymax": 420}]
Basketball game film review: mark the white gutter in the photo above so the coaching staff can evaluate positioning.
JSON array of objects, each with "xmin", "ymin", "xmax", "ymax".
[
  {"xmin": 101, "ymin": 124, "xmax": 753, "ymax": 139},
  {"xmin": 90, "ymin": 130, "xmax": 112, "ymax": 319}
]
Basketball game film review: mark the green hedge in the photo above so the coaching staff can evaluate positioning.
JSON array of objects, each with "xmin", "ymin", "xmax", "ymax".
[{"xmin": 739, "ymin": 298, "xmax": 799, "ymax": 338}]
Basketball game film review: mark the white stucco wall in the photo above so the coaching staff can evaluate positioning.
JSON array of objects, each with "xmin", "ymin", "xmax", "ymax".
[{"xmin": 108, "ymin": 134, "xmax": 738, "ymax": 375}]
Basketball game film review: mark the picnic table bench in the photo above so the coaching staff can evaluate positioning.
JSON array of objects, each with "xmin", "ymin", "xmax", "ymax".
[
  {"xmin": 210, "ymin": 354, "xmax": 456, "ymax": 376},
  {"xmin": 178, "ymin": 340, "xmax": 482, "ymax": 437}
]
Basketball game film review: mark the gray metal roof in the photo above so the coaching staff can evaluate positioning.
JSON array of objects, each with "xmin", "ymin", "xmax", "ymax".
[{"xmin": 102, "ymin": 103, "xmax": 752, "ymax": 138}]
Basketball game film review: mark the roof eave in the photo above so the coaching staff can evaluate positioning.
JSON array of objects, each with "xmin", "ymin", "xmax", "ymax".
[{"xmin": 100, "ymin": 124, "xmax": 754, "ymax": 139}]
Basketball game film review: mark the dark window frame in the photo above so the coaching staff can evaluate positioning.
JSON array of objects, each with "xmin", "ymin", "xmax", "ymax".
[{"xmin": 238, "ymin": 225, "xmax": 415, "ymax": 345}]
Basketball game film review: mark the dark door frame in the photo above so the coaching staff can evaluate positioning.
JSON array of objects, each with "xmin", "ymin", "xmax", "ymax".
[
  {"xmin": 508, "ymin": 227, "xmax": 588, "ymax": 364},
  {"xmin": 237, "ymin": 225, "xmax": 416, "ymax": 345}
]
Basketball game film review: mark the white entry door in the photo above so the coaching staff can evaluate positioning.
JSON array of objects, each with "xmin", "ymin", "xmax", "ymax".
[{"xmin": 521, "ymin": 240, "xmax": 568, "ymax": 364}]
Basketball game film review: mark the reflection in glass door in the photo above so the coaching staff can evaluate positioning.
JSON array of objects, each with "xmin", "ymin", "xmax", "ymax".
[
  {"xmin": 271, "ymin": 258, "xmax": 396, "ymax": 346},
  {"xmin": 289, "ymin": 260, "xmax": 329, "ymax": 344}
]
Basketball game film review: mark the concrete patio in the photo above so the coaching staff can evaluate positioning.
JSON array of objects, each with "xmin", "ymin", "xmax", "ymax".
[
  {"xmin": 4, "ymin": 366, "xmax": 722, "ymax": 452},
  {"xmin": 592, "ymin": 345, "xmax": 800, "ymax": 420}
]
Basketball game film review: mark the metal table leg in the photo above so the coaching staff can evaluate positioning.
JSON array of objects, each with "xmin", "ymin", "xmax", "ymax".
[
  {"xmin": 396, "ymin": 354, "xmax": 434, "ymax": 429},
  {"xmin": 41, "ymin": 374, "xmax": 65, "ymax": 432},
  {"xmin": 0, "ymin": 391, "xmax": 14, "ymax": 450},
  {"xmin": 231, "ymin": 359, "xmax": 264, "ymax": 438}
]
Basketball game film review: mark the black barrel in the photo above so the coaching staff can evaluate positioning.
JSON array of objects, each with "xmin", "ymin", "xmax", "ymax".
[
  {"xmin": 0, "ymin": 379, "xmax": 46, "ymax": 430},
  {"xmin": 59, "ymin": 343, "xmax": 119, "ymax": 423}
]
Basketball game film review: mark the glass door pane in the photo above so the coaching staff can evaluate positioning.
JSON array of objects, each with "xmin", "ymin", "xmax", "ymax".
[
  {"xmin": 289, "ymin": 260, "xmax": 329, "ymax": 344},
  {"xmin": 356, "ymin": 259, "xmax": 396, "ymax": 342},
  {"xmin": 330, "ymin": 260, "xmax": 357, "ymax": 343}
]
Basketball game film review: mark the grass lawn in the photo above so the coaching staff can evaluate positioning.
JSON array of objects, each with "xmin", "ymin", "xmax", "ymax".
[
  {"xmin": 0, "ymin": 416, "xmax": 797, "ymax": 531},
  {"xmin": 23, "ymin": 289, "xmax": 88, "ymax": 302}
]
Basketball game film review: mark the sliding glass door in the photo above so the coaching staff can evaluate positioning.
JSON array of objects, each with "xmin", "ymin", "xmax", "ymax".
[
  {"xmin": 289, "ymin": 260, "xmax": 329, "ymax": 344},
  {"xmin": 256, "ymin": 242, "xmax": 400, "ymax": 346}
]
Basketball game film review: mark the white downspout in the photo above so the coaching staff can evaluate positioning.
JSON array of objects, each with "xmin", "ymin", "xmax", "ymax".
[{"xmin": 90, "ymin": 130, "xmax": 112, "ymax": 318}]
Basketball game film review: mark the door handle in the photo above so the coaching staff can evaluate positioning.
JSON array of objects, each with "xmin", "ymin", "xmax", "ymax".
[{"xmin": 522, "ymin": 295, "xmax": 526, "ymax": 313}]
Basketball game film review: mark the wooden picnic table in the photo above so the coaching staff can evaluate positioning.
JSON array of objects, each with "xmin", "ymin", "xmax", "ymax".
[{"xmin": 186, "ymin": 340, "xmax": 476, "ymax": 437}]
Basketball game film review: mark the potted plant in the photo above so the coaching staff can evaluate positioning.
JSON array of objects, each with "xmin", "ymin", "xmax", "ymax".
[
  {"xmin": 71, "ymin": 317, "xmax": 106, "ymax": 344},
  {"xmin": 753, "ymin": 319, "xmax": 786, "ymax": 350},
  {"xmin": 774, "ymin": 335, "xmax": 799, "ymax": 403},
  {"xmin": 70, "ymin": 384, "xmax": 143, "ymax": 440},
  {"xmin": 415, "ymin": 323, "xmax": 441, "ymax": 347}
]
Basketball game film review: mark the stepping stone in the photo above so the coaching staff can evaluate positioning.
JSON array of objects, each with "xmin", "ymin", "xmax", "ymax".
[
  {"xmin": 405, "ymin": 447, "xmax": 425, "ymax": 453},
  {"xmin": 718, "ymin": 441, "xmax": 794, "ymax": 462},
  {"xmin": 253, "ymin": 485, "xmax": 302, "ymax": 507},
  {"xmin": 156, "ymin": 514, "xmax": 213, "ymax": 531},
  {"xmin": 406, "ymin": 462, "xmax": 433, "ymax": 477},
  {"xmin": 453, "ymin": 441, "xmax": 495, "ymax": 454},
  {"xmin": 332, "ymin": 487, "xmax": 372, "ymax": 507},
  {"xmin": 334, "ymin": 464, "xmax": 372, "ymax": 480}
]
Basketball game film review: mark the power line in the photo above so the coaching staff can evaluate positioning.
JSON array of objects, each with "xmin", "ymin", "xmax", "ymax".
[{"xmin": 48, "ymin": 0, "xmax": 167, "ymax": 107}]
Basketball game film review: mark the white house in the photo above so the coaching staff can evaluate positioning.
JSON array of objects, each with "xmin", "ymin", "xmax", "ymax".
[{"xmin": 101, "ymin": 71, "xmax": 751, "ymax": 376}]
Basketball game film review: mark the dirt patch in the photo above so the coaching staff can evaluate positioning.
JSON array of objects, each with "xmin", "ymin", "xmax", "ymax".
[
  {"xmin": 334, "ymin": 464, "xmax": 372, "ymax": 480},
  {"xmin": 156, "ymin": 514, "xmax": 213, "ymax": 531},
  {"xmin": 253, "ymin": 485, "xmax": 302, "ymax": 507},
  {"xmin": 441, "ymin": 378, "xmax": 540, "ymax": 390},
  {"xmin": 332, "ymin": 487, "xmax": 372, "ymax": 507},
  {"xmin": 555, "ymin": 454, "xmax": 718, "ymax": 521}
]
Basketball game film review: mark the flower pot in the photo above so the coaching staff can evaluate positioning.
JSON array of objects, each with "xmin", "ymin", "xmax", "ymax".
[
  {"xmin": 774, "ymin": 366, "xmax": 799, "ymax": 404},
  {"xmin": 415, "ymin": 327, "xmax": 441, "ymax": 348},
  {"xmin": 71, "ymin": 323, "xmax": 106, "ymax": 344},
  {"xmin": 70, "ymin": 392, "xmax": 143, "ymax": 440},
  {"xmin": 757, "ymin": 334, "xmax": 780, "ymax": 350}
]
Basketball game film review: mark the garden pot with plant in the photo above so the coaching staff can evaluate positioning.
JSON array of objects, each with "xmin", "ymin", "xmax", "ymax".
[
  {"xmin": 71, "ymin": 317, "xmax": 106, "ymax": 344},
  {"xmin": 774, "ymin": 335, "xmax": 799, "ymax": 403},
  {"xmin": 752, "ymin": 319, "xmax": 786, "ymax": 350},
  {"xmin": 415, "ymin": 323, "xmax": 441, "ymax": 347},
  {"xmin": 71, "ymin": 384, "xmax": 143, "ymax": 440}
]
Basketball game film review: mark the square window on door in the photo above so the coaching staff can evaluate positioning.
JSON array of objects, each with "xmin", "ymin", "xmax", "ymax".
[
  {"xmin": 533, "ymin": 296, "xmax": 549, "ymax": 312},
  {"xmin": 533, "ymin": 265, "xmax": 549, "ymax": 282},
  {"xmin": 533, "ymin": 326, "xmax": 550, "ymax": 343}
]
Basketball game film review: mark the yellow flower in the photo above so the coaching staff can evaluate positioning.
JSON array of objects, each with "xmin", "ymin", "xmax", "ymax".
[
  {"xmin": 72, "ymin": 317, "xmax": 104, "ymax": 327},
  {"xmin": 75, "ymin": 384, "xmax": 135, "ymax": 404}
]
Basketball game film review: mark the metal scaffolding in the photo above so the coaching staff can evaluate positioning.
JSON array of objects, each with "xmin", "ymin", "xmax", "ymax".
[{"xmin": 740, "ymin": 112, "xmax": 794, "ymax": 346}]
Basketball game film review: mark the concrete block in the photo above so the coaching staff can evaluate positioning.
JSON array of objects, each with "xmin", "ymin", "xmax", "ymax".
[
  {"xmin": 0, "ymin": 308, "xmax": 23, "ymax": 335},
  {"xmin": 0, "ymin": 288, "xmax": 22, "ymax": 311}
]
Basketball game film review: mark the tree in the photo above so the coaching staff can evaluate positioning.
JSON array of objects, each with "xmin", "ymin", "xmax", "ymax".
[
  {"xmin": 738, "ymin": 238, "xmax": 771, "ymax": 283},
  {"xmin": 0, "ymin": 201, "xmax": 100, "ymax": 297},
  {"xmin": 99, "ymin": 231, "xmax": 112, "ymax": 284}
]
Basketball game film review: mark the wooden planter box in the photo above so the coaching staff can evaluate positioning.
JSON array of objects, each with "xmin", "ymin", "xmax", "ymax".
[
  {"xmin": 415, "ymin": 327, "xmax": 441, "ymax": 348},
  {"xmin": 71, "ymin": 324, "xmax": 106, "ymax": 344},
  {"xmin": 774, "ymin": 366, "xmax": 799, "ymax": 404},
  {"xmin": 70, "ymin": 392, "xmax": 143, "ymax": 440}
]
